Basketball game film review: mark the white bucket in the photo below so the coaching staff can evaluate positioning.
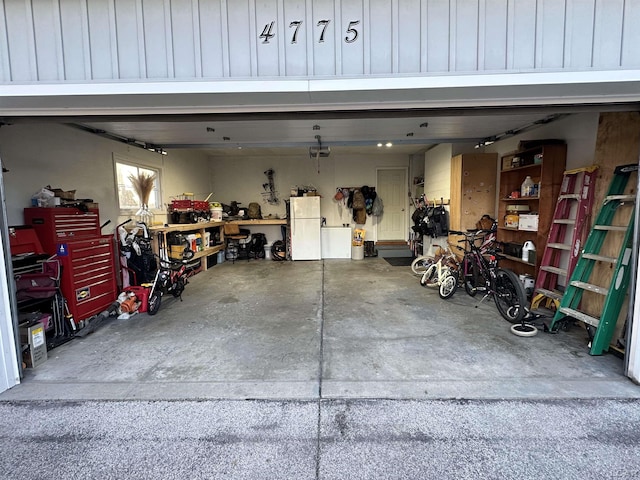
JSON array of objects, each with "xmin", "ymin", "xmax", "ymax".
[
  {"xmin": 351, "ymin": 245, "xmax": 364, "ymax": 260},
  {"xmin": 264, "ymin": 245, "xmax": 271, "ymax": 260},
  {"xmin": 211, "ymin": 207, "xmax": 223, "ymax": 221}
]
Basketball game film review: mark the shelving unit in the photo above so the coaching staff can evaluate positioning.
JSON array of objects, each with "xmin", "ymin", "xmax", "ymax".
[
  {"xmin": 149, "ymin": 220, "xmax": 225, "ymax": 271},
  {"xmin": 497, "ymin": 143, "xmax": 566, "ymax": 278}
]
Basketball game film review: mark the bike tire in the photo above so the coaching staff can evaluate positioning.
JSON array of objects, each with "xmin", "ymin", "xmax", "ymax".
[
  {"xmin": 463, "ymin": 256, "xmax": 479, "ymax": 297},
  {"xmin": 438, "ymin": 273, "xmax": 458, "ymax": 299},
  {"xmin": 510, "ymin": 323, "xmax": 538, "ymax": 337},
  {"xmin": 411, "ymin": 256, "xmax": 433, "ymax": 275},
  {"xmin": 420, "ymin": 263, "xmax": 439, "ymax": 287},
  {"xmin": 494, "ymin": 268, "xmax": 527, "ymax": 324},
  {"xmin": 147, "ymin": 292, "xmax": 161, "ymax": 315},
  {"xmin": 171, "ymin": 278, "xmax": 185, "ymax": 298}
]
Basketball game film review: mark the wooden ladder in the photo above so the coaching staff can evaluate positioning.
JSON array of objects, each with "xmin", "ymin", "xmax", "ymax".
[
  {"xmin": 549, "ymin": 163, "xmax": 637, "ymax": 355},
  {"xmin": 531, "ymin": 166, "xmax": 598, "ymax": 312}
]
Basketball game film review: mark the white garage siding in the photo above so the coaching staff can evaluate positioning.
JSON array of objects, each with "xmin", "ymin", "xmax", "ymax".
[{"xmin": 0, "ymin": 0, "xmax": 639, "ymax": 84}]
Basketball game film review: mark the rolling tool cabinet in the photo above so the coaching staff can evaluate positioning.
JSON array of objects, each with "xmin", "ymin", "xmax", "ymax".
[{"xmin": 24, "ymin": 207, "xmax": 118, "ymax": 327}]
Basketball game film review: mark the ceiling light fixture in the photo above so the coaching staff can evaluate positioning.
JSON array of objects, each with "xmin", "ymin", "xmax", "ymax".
[
  {"xmin": 385, "ymin": 142, "xmax": 393, "ymax": 147},
  {"xmin": 377, "ymin": 143, "xmax": 383, "ymax": 147},
  {"xmin": 309, "ymin": 135, "xmax": 330, "ymax": 158},
  {"xmin": 313, "ymin": 125, "xmax": 321, "ymax": 130},
  {"xmin": 206, "ymin": 127, "xmax": 215, "ymax": 132},
  {"xmin": 406, "ymin": 132, "xmax": 414, "ymax": 137},
  {"xmin": 420, "ymin": 122, "xmax": 429, "ymax": 128}
]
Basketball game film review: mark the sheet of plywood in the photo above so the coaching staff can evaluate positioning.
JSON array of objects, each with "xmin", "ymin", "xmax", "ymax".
[{"xmin": 582, "ymin": 112, "xmax": 640, "ymax": 346}]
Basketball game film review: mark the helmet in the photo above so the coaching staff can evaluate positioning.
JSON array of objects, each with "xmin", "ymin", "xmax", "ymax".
[{"xmin": 271, "ymin": 240, "xmax": 286, "ymax": 261}]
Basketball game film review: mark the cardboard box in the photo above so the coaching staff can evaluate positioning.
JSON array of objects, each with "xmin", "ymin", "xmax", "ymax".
[
  {"xmin": 51, "ymin": 188, "xmax": 76, "ymax": 200},
  {"xmin": 518, "ymin": 214, "xmax": 539, "ymax": 231}
]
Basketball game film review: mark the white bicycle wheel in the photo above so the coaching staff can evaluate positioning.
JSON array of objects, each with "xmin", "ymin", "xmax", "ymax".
[
  {"xmin": 510, "ymin": 323, "xmax": 538, "ymax": 337},
  {"xmin": 438, "ymin": 273, "xmax": 458, "ymax": 299},
  {"xmin": 411, "ymin": 256, "xmax": 433, "ymax": 275}
]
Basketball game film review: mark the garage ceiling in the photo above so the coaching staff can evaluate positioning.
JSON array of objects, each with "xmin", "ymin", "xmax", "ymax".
[{"xmin": 69, "ymin": 109, "xmax": 575, "ymax": 158}]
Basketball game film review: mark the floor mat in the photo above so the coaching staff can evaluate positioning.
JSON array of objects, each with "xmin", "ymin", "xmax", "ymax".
[{"xmin": 383, "ymin": 257, "xmax": 414, "ymax": 266}]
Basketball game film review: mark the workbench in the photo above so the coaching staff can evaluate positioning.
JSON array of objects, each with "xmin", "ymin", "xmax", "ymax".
[{"xmin": 149, "ymin": 220, "xmax": 225, "ymax": 271}]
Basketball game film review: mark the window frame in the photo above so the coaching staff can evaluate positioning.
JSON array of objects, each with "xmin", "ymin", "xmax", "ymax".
[{"xmin": 113, "ymin": 154, "xmax": 163, "ymax": 215}]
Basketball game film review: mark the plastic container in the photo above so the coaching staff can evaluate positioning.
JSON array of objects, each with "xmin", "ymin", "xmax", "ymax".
[
  {"xmin": 211, "ymin": 204, "xmax": 223, "ymax": 221},
  {"xmin": 521, "ymin": 175, "xmax": 535, "ymax": 197},
  {"xmin": 522, "ymin": 240, "xmax": 535, "ymax": 263},
  {"xmin": 186, "ymin": 234, "xmax": 197, "ymax": 252},
  {"xmin": 351, "ymin": 245, "xmax": 364, "ymax": 260},
  {"xmin": 204, "ymin": 232, "xmax": 211, "ymax": 248}
]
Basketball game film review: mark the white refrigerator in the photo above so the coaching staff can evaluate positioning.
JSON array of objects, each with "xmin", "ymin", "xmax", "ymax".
[{"xmin": 290, "ymin": 196, "xmax": 322, "ymax": 260}]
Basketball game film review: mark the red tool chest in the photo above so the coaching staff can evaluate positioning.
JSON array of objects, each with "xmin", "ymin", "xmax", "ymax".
[
  {"xmin": 24, "ymin": 207, "xmax": 100, "ymax": 255},
  {"xmin": 54, "ymin": 236, "xmax": 118, "ymax": 324},
  {"xmin": 24, "ymin": 208, "xmax": 118, "ymax": 326}
]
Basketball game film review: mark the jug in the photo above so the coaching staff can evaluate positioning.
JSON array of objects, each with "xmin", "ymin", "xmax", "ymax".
[
  {"xmin": 521, "ymin": 175, "xmax": 535, "ymax": 197},
  {"xmin": 522, "ymin": 240, "xmax": 535, "ymax": 263}
]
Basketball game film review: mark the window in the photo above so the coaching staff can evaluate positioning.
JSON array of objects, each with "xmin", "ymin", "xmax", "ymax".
[{"xmin": 115, "ymin": 159, "xmax": 161, "ymax": 211}]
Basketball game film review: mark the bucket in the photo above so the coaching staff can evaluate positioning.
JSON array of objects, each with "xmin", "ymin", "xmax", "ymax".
[
  {"xmin": 519, "ymin": 274, "xmax": 535, "ymax": 296},
  {"xmin": 211, "ymin": 207, "xmax": 223, "ymax": 221},
  {"xmin": 264, "ymin": 244, "xmax": 271, "ymax": 260},
  {"xmin": 351, "ymin": 245, "xmax": 364, "ymax": 260}
]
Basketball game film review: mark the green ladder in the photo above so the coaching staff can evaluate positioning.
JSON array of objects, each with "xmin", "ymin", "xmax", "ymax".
[{"xmin": 549, "ymin": 163, "xmax": 638, "ymax": 355}]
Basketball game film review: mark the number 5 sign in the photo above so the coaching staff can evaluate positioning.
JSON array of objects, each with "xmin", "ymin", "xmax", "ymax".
[{"xmin": 260, "ymin": 19, "xmax": 361, "ymax": 44}]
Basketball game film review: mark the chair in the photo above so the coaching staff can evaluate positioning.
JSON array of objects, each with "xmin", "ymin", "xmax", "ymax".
[
  {"xmin": 15, "ymin": 258, "xmax": 69, "ymax": 341},
  {"xmin": 223, "ymin": 223, "xmax": 250, "ymax": 263}
]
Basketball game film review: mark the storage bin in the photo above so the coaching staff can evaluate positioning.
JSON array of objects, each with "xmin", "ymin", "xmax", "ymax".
[
  {"xmin": 503, "ymin": 242, "xmax": 523, "ymax": 258},
  {"xmin": 518, "ymin": 214, "xmax": 539, "ymax": 231}
]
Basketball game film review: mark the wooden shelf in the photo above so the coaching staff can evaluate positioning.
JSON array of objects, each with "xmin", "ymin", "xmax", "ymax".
[
  {"xmin": 228, "ymin": 219, "xmax": 287, "ymax": 226},
  {"xmin": 500, "ymin": 163, "xmax": 542, "ymax": 174},
  {"xmin": 497, "ymin": 143, "xmax": 566, "ymax": 278},
  {"xmin": 149, "ymin": 220, "xmax": 226, "ymax": 272},
  {"xmin": 500, "ymin": 254, "xmax": 536, "ymax": 266},
  {"xmin": 500, "ymin": 196, "xmax": 540, "ymax": 202},
  {"xmin": 149, "ymin": 220, "xmax": 225, "ymax": 233}
]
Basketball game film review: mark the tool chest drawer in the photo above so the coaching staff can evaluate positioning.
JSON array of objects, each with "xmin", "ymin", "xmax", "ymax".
[{"xmin": 24, "ymin": 207, "xmax": 100, "ymax": 254}]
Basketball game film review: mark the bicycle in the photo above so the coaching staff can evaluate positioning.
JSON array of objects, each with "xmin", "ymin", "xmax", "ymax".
[
  {"xmin": 419, "ymin": 244, "xmax": 460, "ymax": 299},
  {"xmin": 448, "ymin": 229, "xmax": 527, "ymax": 324}
]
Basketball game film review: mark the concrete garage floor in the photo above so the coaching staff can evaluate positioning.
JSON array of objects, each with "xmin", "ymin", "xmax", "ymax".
[
  {"xmin": 4, "ymin": 257, "xmax": 637, "ymax": 400},
  {"xmin": 3, "ymin": 258, "xmax": 640, "ymax": 479}
]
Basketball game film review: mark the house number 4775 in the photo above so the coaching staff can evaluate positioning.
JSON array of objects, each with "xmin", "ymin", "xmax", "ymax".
[{"xmin": 260, "ymin": 20, "xmax": 361, "ymax": 44}]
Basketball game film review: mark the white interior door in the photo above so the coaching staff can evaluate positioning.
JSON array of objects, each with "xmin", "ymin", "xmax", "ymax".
[{"xmin": 376, "ymin": 168, "xmax": 407, "ymax": 241}]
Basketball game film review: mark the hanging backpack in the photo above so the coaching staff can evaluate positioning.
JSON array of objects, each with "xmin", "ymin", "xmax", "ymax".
[
  {"xmin": 371, "ymin": 195, "xmax": 384, "ymax": 216},
  {"xmin": 247, "ymin": 202, "xmax": 262, "ymax": 219}
]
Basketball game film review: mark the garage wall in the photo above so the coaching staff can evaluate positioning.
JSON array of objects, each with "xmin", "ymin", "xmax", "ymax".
[
  {"xmin": 484, "ymin": 112, "xmax": 600, "ymax": 170},
  {"xmin": 0, "ymin": 124, "xmax": 213, "ymax": 230},
  {"xmin": 209, "ymin": 151, "xmax": 410, "ymax": 241},
  {"xmin": 2, "ymin": 0, "xmax": 638, "ymax": 83}
]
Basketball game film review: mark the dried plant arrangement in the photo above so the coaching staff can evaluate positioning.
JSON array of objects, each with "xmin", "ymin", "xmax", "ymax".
[{"xmin": 128, "ymin": 172, "xmax": 156, "ymax": 206}]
